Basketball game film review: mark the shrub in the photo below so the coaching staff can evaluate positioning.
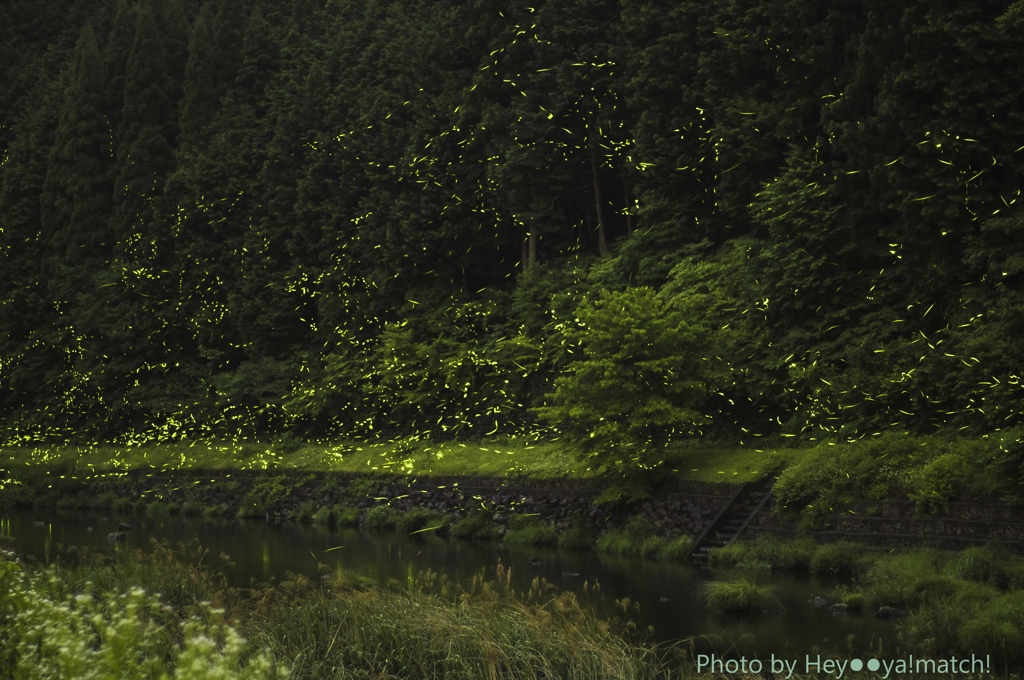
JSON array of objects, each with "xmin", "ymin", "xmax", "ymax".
[
  {"xmin": 862, "ymin": 549, "xmax": 943, "ymax": 608},
  {"xmin": 293, "ymin": 502, "xmax": 316, "ymax": 524},
  {"xmin": 0, "ymin": 483, "xmax": 35, "ymax": 510},
  {"xmin": 595, "ymin": 516, "xmax": 676, "ymax": 558},
  {"xmin": 202, "ymin": 504, "xmax": 230, "ymax": 519},
  {"xmin": 56, "ymin": 495, "xmax": 79, "ymax": 511},
  {"xmin": 810, "ymin": 542, "xmax": 872, "ymax": 577},
  {"xmin": 312, "ymin": 506, "xmax": 337, "ymax": 526},
  {"xmin": 0, "ymin": 556, "xmax": 286, "ymax": 679},
  {"xmin": 91, "ymin": 491, "xmax": 118, "ymax": 511},
  {"xmin": 364, "ymin": 506, "xmax": 397, "ymax": 531},
  {"xmin": 959, "ymin": 617, "xmax": 1024, "ymax": 668},
  {"xmin": 943, "ymin": 547, "xmax": 1023, "ymax": 590},
  {"xmin": 534, "ymin": 287, "xmax": 710, "ymax": 475},
  {"xmin": 181, "ymin": 500, "xmax": 205, "ymax": 517},
  {"xmin": 843, "ymin": 593, "xmax": 865, "ymax": 611},
  {"xmin": 450, "ymin": 513, "xmax": 500, "ymax": 541},
  {"xmin": 639, "ymin": 536, "xmax": 665, "ymax": 558},
  {"xmin": 657, "ymin": 536, "xmax": 692, "ymax": 560},
  {"xmin": 32, "ymin": 491, "xmax": 59, "ymax": 509},
  {"xmin": 335, "ymin": 505, "xmax": 361, "ymax": 527},
  {"xmin": 557, "ymin": 527, "xmax": 593, "ymax": 550},
  {"xmin": 701, "ymin": 578, "xmax": 780, "ymax": 612},
  {"xmin": 145, "ymin": 501, "xmax": 174, "ymax": 519},
  {"xmin": 397, "ymin": 507, "xmax": 440, "ymax": 533},
  {"xmin": 111, "ymin": 497, "xmax": 134, "ymax": 514},
  {"xmin": 596, "ymin": 529, "xmax": 633, "ymax": 555},
  {"xmin": 504, "ymin": 516, "xmax": 558, "ymax": 546},
  {"xmin": 237, "ymin": 476, "xmax": 290, "ymax": 519},
  {"xmin": 910, "ymin": 453, "xmax": 967, "ymax": 514},
  {"xmin": 709, "ymin": 536, "xmax": 815, "ymax": 571}
]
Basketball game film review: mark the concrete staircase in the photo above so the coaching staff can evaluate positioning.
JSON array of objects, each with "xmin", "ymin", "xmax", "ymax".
[{"xmin": 685, "ymin": 472, "xmax": 776, "ymax": 568}]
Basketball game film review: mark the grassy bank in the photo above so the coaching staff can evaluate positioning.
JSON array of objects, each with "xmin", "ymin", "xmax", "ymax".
[
  {"xmin": 0, "ymin": 437, "xmax": 797, "ymax": 483},
  {"xmin": 711, "ymin": 537, "xmax": 1024, "ymax": 668},
  {"xmin": 0, "ymin": 540, "xmax": 685, "ymax": 679}
]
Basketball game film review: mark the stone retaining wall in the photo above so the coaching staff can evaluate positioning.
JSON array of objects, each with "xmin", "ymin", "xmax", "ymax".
[{"xmin": 746, "ymin": 497, "xmax": 1024, "ymax": 551}]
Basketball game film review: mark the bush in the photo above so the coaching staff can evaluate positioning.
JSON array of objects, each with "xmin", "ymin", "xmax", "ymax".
[
  {"xmin": 943, "ymin": 547, "xmax": 1024, "ymax": 590},
  {"xmin": 843, "ymin": 593, "xmax": 865, "ymax": 611},
  {"xmin": 145, "ymin": 501, "xmax": 175, "ymax": 519},
  {"xmin": 0, "ymin": 555, "xmax": 286, "ymax": 679},
  {"xmin": 112, "ymin": 497, "xmax": 134, "ymax": 514},
  {"xmin": 862, "ymin": 549, "xmax": 943, "ymax": 608},
  {"xmin": 397, "ymin": 507, "xmax": 441, "ymax": 533},
  {"xmin": 450, "ymin": 513, "xmax": 500, "ymax": 541},
  {"xmin": 0, "ymin": 483, "xmax": 35, "ymax": 510},
  {"xmin": 504, "ymin": 517, "xmax": 558, "ymax": 546},
  {"xmin": 708, "ymin": 536, "xmax": 816, "ymax": 571},
  {"xmin": 293, "ymin": 502, "xmax": 316, "ymax": 523},
  {"xmin": 557, "ymin": 527, "xmax": 593, "ymax": 550},
  {"xmin": 596, "ymin": 529, "xmax": 633, "ymax": 555},
  {"xmin": 57, "ymin": 495, "xmax": 80, "ymax": 511},
  {"xmin": 91, "ymin": 491, "xmax": 118, "ymax": 511},
  {"xmin": 810, "ymin": 542, "xmax": 871, "ymax": 577},
  {"xmin": 312, "ymin": 506, "xmax": 337, "ymax": 526},
  {"xmin": 910, "ymin": 453, "xmax": 967, "ymax": 514},
  {"xmin": 364, "ymin": 506, "xmax": 397, "ymax": 531},
  {"xmin": 336, "ymin": 505, "xmax": 361, "ymax": 527},
  {"xmin": 534, "ymin": 287, "xmax": 710, "ymax": 474},
  {"xmin": 701, "ymin": 578, "xmax": 780, "ymax": 612},
  {"xmin": 181, "ymin": 500, "xmax": 205, "ymax": 517},
  {"xmin": 32, "ymin": 491, "xmax": 59, "ymax": 509},
  {"xmin": 657, "ymin": 536, "xmax": 691, "ymax": 560},
  {"xmin": 596, "ymin": 516, "xmax": 673, "ymax": 558},
  {"xmin": 203, "ymin": 504, "xmax": 230, "ymax": 519},
  {"xmin": 959, "ymin": 617, "xmax": 1024, "ymax": 667},
  {"xmin": 639, "ymin": 536, "xmax": 665, "ymax": 558},
  {"xmin": 237, "ymin": 476, "xmax": 290, "ymax": 519}
]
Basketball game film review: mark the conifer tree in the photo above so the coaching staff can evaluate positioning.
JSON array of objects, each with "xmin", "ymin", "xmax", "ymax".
[
  {"xmin": 104, "ymin": 0, "xmax": 136, "ymax": 151},
  {"xmin": 41, "ymin": 26, "xmax": 114, "ymax": 301},
  {"xmin": 112, "ymin": 0, "xmax": 177, "ymax": 238}
]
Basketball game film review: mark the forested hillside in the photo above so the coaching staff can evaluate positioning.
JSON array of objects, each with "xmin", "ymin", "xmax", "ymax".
[{"xmin": 3, "ymin": 0, "xmax": 1024, "ymax": 467}]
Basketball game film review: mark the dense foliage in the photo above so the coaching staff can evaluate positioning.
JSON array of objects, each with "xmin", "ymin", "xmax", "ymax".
[
  {"xmin": 0, "ymin": 543, "xmax": 681, "ymax": 679},
  {"xmin": 3, "ymin": 0, "xmax": 1024, "ymax": 469}
]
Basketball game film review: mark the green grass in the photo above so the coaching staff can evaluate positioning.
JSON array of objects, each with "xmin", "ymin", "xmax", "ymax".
[
  {"xmin": 503, "ymin": 515, "xmax": 558, "ymax": 546},
  {"xmin": 0, "ymin": 541, "xmax": 682, "ymax": 680},
  {"xmin": 363, "ymin": 505, "xmax": 397, "ymax": 531},
  {"xmin": 0, "ymin": 438, "xmax": 807, "ymax": 484},
  {"xmin": 700, "ymin": 578, "xmax": 781, "ymax": 612},
  {"xmin": 594, "ymin": 516, "xmax": 690, "ymax": 561},
  {"xmin": 664, "ymin": 446, "xmax": 803, "ymax": 483},
  {"xmin": 708, "ymin": 535, "xmax": 818, "ymax": 571}
]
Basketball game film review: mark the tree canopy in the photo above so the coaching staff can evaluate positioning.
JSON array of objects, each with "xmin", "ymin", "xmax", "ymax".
[{"xmin": 2, "ymin": 0, "xmax": 1024, "ymax": 465}]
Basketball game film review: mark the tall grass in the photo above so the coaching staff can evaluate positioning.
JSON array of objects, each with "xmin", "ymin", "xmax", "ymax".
[
  {"xmin": 0, "ymin": 542, "xmax": 683, "ymax": 680},
  {"xmin": 700, "ymin": 578, "xmax": 781, "ymax": 613},
  {"xmin": 708, "ymin": 536, "xmax": 817, "ymax": 571}
]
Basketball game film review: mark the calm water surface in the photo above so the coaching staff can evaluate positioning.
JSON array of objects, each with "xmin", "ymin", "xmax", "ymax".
[{"xmin": 0, "ymin": 510, "xmax": 901, "ymax": 658}]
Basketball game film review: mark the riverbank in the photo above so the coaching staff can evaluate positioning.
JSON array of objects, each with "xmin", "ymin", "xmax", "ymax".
[
  {"xmin": 0, "ymin": 539, "xmax": 684, "ymax": 679},
  {"xmin": 708, "ymin": 537, "xmax": 1024, "ymax": 672},
  {"xmin": 4, "ymin": 431, "xmax": 1024, "ymax": 555},
  {"xmin": 0, "ymin": 465, "xmax": 729, "ymax": 560}
]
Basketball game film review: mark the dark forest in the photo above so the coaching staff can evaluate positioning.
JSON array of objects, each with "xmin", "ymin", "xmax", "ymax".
[{"xmin": 3, "ymin": 0, "xmax": 1024, "ymax": 468}]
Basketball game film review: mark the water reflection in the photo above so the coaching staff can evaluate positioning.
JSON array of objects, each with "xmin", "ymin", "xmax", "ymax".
[{"xmin": 1, "ymin": 509, "xmax": 898, "ymax": 656}]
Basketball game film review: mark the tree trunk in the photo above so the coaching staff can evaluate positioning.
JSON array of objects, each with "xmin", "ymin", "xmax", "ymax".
[
  {"xmin": 624, "ymin": 183, "xmax": 633, "ymax": 234},
  {"xmin": 591, "ymin": 154, "xmax": 608, "ymax": 255},
  {"xmin": 521, "ymin": 222, "xmax": 529, "ymax": 272}
]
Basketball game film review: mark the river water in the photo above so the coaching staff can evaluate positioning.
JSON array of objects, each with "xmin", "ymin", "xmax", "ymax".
[{"xmin": 0, "ymin": 509, "xmax": 901, "ymax": 660}]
